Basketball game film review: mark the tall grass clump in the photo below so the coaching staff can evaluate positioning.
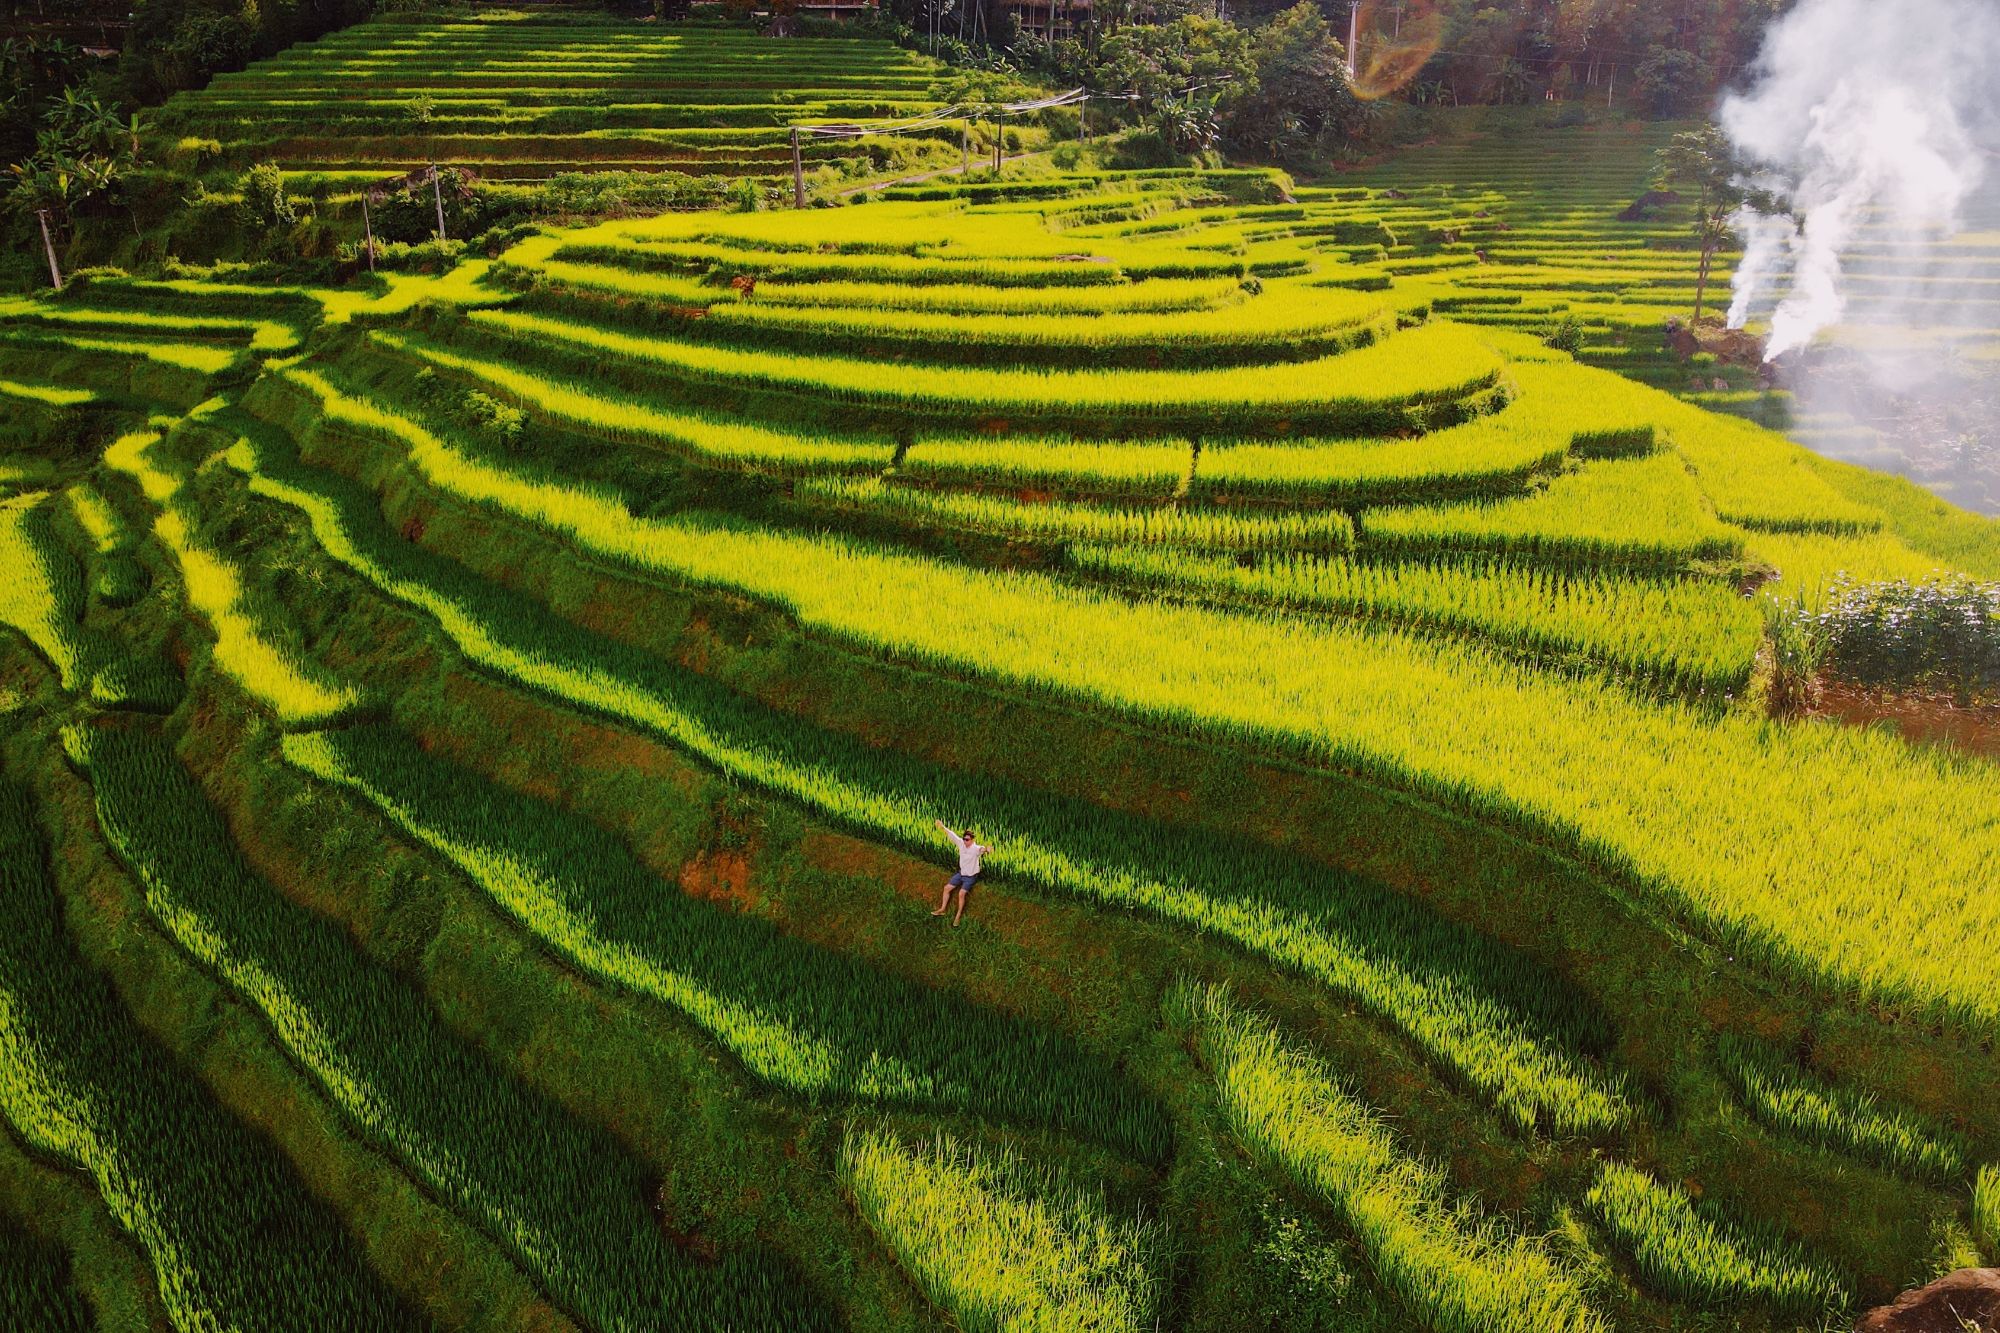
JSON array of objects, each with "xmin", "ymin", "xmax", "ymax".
[
  {"xmin": 1717, "ymin": 1035, "xmax": 1968, "ymax": 1182},
  {"xmin": 841, "ymin": 1129, "xmax": 1166, "ymax": 1333},
  {"xmin": 1973, "ymin": 1164, "xmax": 1999, "ymax": 1263},
  {"xmin": 1178, "ymin": 984, "xmax": 1606, "ymax": 1333},
  {"xmin": 0, "ymin": 777, "xmax": 424, "ymax": 1333},
  {"xmin": 1583, "ymin": 1163, "xmax": 1846, "ymax": 1318}
]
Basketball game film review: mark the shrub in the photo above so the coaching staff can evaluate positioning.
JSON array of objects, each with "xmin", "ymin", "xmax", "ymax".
[{"xmin": 234, "ymin": 162, "xmax": 297, "ymax": 231}]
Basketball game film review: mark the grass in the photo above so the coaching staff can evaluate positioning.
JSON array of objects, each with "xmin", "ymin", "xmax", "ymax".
[
  {"xmin": 1976, "ymin": 1165, "xmax": 1998, "ymax": 1263},
  {"xmin": 1179, "ymin": 984, "xmax": 1606, "ymax": 1333},
  {"xmin": 841, "ymin": 1130, "xmax": 1165, "ymax": 1333},
  {"xmin": 1583, "ymin": 1162, "xmax": 1847, "ymax": 1317}
]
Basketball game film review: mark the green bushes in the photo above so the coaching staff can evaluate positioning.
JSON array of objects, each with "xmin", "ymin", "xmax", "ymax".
[
  {"xmin": 842, "ymin": 1130, "xmax": 1167, "ymax": 1333},
  {"xmin": 1804, "ymin": 576, "xmax": 2000, "ymax": 701},
  {"xmin": 0, "ymin": 778, "xmax": 422, "ymax": 1333},
  {"xmin": 69, "ymin": 723, "xmax": 828, "ymax": 1333},
  {"xmin": 1716, "ymin": 1035, "xmax": 1968, "ymax": 1182},
  {"xmin": 1583, "ymin": 1163, "xmax": 1846, "ymax": 1317},
  {"xmin": 283, "ymin": 721, "xmax": 1170, "ymax": 1161},
  {"xmin": 1180, "ymin": 985, "xmax": 1606, "ymax": 1333}
]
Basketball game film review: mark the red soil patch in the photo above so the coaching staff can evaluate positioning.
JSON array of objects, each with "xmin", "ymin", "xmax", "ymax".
[
  {"xmin": 679, "ymin": 850, "xmax": 762, "ymax": 912},
  {"xmin": 1815, "ymin": 684, "xmax": 2000, "ymax": 763}
]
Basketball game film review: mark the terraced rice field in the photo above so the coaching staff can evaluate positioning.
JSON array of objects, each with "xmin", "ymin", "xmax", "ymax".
[
  {"xmin": 4, "ymin": 23, "xmax": 2000, "ymax": 1333},
  {"xmin": 152, "ymin": 10, "xmax": 982, "ymax": 186}
]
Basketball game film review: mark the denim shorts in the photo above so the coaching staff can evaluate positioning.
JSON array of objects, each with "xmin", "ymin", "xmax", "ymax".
[{"xmin": 948, "ymin": 872, "xmax": 980, "ymax": 892}]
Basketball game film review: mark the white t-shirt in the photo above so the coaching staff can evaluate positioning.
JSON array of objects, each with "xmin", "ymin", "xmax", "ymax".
[{"xmin": 946, "ymin": 830, "xmax": 988, "ymax": 875}]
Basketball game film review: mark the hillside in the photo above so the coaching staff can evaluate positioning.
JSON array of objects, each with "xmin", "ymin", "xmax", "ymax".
[{"xmin": 4, "ymin": 13, "xmax": 2000, "ymax": 1333}]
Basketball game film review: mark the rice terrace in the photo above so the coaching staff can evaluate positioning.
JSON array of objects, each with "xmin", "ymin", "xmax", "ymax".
[{"xmin": 4, "ymin": 0, "xmax": 2000, "ymax": 1328}]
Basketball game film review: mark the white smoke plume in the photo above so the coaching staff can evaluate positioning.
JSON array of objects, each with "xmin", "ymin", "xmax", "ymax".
[{"xmin": 1720, "ymin": 0, "xmax": 2000, "ymax": 360}]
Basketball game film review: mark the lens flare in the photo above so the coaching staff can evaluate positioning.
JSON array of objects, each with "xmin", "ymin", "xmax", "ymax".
[{"xmin": 1350, "ymin": 0, "xmax": 1444, "ymax": 101}]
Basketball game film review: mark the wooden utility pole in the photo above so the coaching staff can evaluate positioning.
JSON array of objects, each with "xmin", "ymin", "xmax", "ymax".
[
  {"xmin": 961, "ymin": 121, "xmax": 970, "ymax": 175},
  {"xmin": 361, "ymin": 194, "xmax": 377, "ymax": 273},
  {"xmin": 1607, "ymin": 64, "xmax": 1615, "ymax": 108},
  {"xmin": 431, "ymin": 164, "xmax": 447, "ymax": 240},
  {"xmin": 790, "ymin": 127, "xmax": 806, "ymax": 208},
  {"xmin": 35, "ymin": 210, "xmax": 62, "ymax": 291},
  {"xmin": 1078, "ymin": 94, "xmax": 1088, "ymax": 144},
  {"xmin": 992, "ymin": 117, "xmax": 1002, "ymax": 173}
]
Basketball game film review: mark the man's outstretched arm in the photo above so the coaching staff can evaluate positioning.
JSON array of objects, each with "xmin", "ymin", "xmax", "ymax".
[{"xmin": 934, "ymin": 819, "xmax": 963, "ymax": 846}]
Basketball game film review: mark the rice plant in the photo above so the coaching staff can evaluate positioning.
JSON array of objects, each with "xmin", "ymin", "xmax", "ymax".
[
  {"xmin": 1716, "ymin": 1034, "xmax": 1968, "ymax": 1182},
  {"xmin": 250, "ymin": 369, "xmax": 2000, "ymax": 1034},
  {"xmin": 224, "ymin": 401, "xmax": 1628, "ymax": 1136},
  {"xmin": 0, "ymin": 1215, "xmax": 92, "ymax": 1333},
  {"xmin": 1360, "ymin": 454, "xmax": 1743, "ymax": 573},
  {"xmin": 464, "ymin": 307, "xmax": 1503, "ymax": 437},
  {"xmin": 102, "ymin": 423, "xmax": 361, "ymax": 726},
  {"xmin": 68, "ymin": 723, "xmax": 829, "ymax": 1333},
  {"xmin": 841, "ymin": 1129, "xmax": 1166, "ymax": 1333},
  {"xmin": 802, "ymin": 478, "xmax": 1356, "ymax": 553},
  {"xmin": 1070, "ymin": 545, "xmax": 1761, "ymax": 696},
  {"xmin": 0, "ymin": 777, "xmax": 424, "ymax": 1333},
  {"xmin": 1178, "ymin": 983, "xmax": 1607, "ymax": 1333},
  {"xmin": 0, "ymin": 495, "xmax": 91, "ymax": 690},
  {"xmin": 1975, "ymin": 1164, "xmax": 1999, "ymax": 1262},
  {"xmin": 1583, "ymin": 1162, "xmax": 1847, "ymax": 1318},
  {"xmin": 281, "ymin": 722, "xmax": 1169, "ymax": 1161}
]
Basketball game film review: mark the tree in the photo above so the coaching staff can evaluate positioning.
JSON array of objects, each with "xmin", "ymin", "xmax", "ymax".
[
  {"xmin": 1653, "ymin": 124, "xmax": 1753, "ymax": 322},
  {"xmin": 1096, "ymin": 16, "xmax": 1253, "ymax": 127},
  {"xmin": 1633, "ymin": 43, "xmax": 1701, "ymax": 117},
  {"xmin": 1222, "ymin": 3, "xmax": 1356, "ymax": 166}
]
